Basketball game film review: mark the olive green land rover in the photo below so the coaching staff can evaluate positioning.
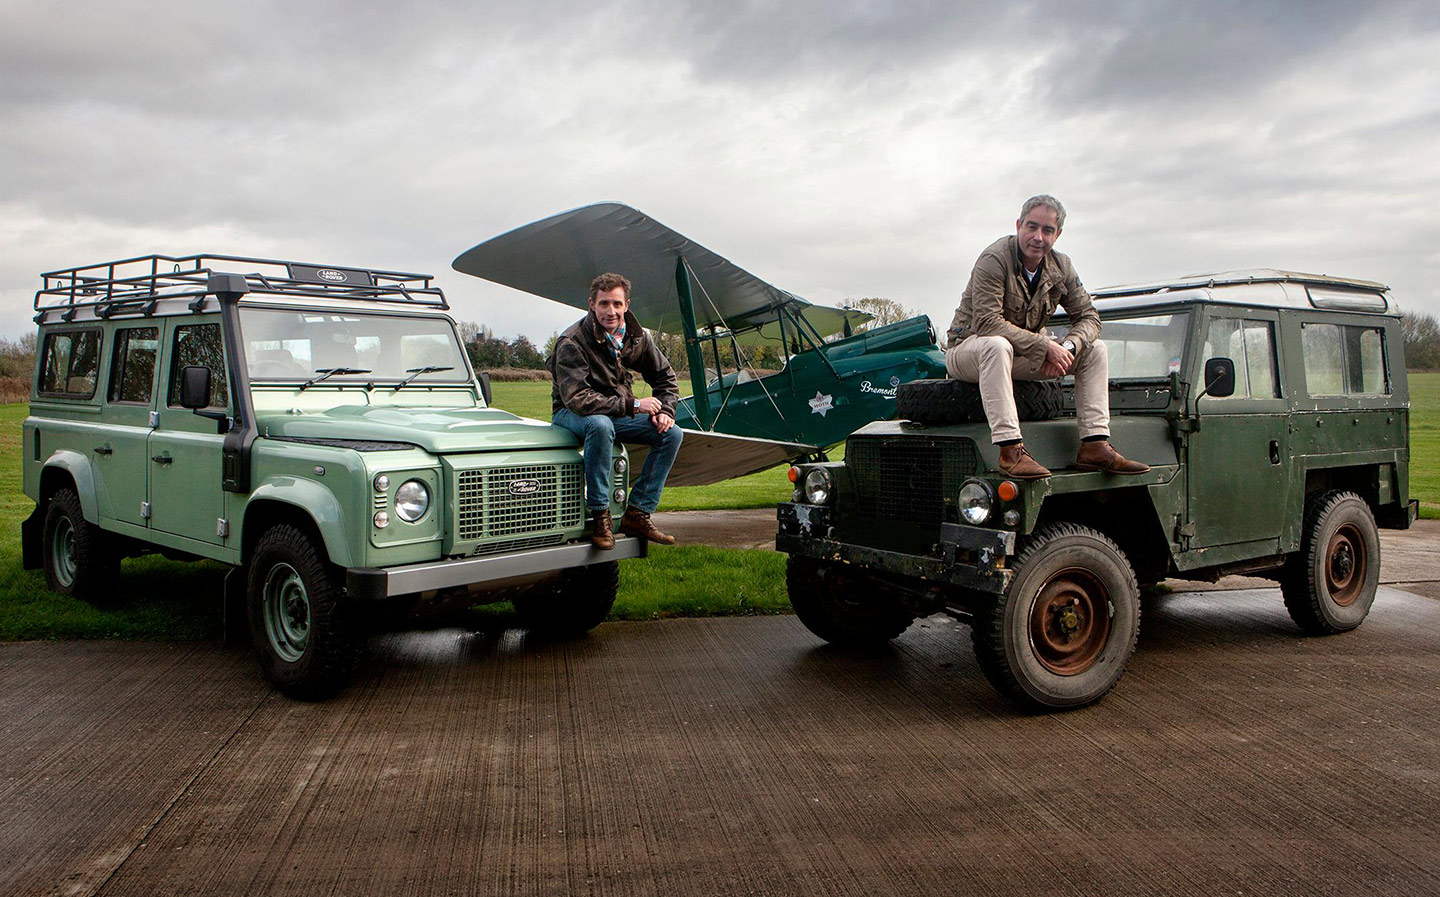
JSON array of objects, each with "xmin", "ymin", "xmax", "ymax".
[
  {"xmin": 23, "ymin": 255, "xmax": 642, "ymax": 697},
  {"xmin": 778, "ymin": 270, "xmax": 1417, "ymax": 711}
]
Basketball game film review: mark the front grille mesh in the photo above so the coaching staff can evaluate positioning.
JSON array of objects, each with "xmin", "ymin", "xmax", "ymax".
[
  {"xmin": 848, "ymin": 437, "xmax": 979, "ymax": 526},
  {"xmin": 456, "ymin": 462, "xmax": 584, "ymax": 542}
]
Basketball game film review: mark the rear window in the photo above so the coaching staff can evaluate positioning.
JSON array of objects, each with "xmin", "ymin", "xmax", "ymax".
[
  {"xmin": 1301, "ymin": 323, "xmax": 1387, "ymax": 396},
  {"xmin": 39, "ymin": 329, "xmax": 102, "ymax": 398}
]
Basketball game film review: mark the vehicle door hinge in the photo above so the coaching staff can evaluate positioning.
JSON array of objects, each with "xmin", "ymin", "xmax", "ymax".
[
  {"xmin": 140, "ymin": 501, "xmax": 152, "ymax": 519},
  {"xmin": 149, "ymin": 411, "xmax": 160, "ymax": 429},
  {"xmin": 217, "ymin": 518, "xmax": 230, "ymax": 538}
]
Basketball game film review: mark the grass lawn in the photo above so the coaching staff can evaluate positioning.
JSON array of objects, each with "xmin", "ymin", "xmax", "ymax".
[
  {"xmin": 4, "ymin": 372, "xmax": 1436, "ymax": 640},
  {"xmin": 1408, "ymin": 372, "xmax": 1439, "ymax": 519}
]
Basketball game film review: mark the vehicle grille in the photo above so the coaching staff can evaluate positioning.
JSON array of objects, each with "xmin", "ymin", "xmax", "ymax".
[
  {"xmin": 848, "ymin": 436, "xmax": 980, "ymax": 526},
  {"xmin": 456, "ymin": 462, "xmax": 584, "ymax": 542}
]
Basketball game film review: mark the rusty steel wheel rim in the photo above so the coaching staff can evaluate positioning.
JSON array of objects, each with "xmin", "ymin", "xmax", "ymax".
[
  {"xmin": 1324, "ymin": 523, "xmax": 1367, "ymax": 607},
  {"xmin": 1028, "ymin": 567, "xmax": 1111, "ymax": 676}
]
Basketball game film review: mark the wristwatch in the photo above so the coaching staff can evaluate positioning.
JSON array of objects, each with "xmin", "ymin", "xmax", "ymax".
[{"xmin": 1062, "ymin": 339, "xmax": 1076, "ymax": 354}]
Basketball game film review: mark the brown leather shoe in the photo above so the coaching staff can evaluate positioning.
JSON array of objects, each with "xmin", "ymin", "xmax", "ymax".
[
  {"xmin": 998, "ymin": 443, "xmax": 1050, "ymax": 479},
  {"xmin": 619, "ymin": 507, "xmax": 676, "ymax": 545},
  {"xmin": 1075, "ymin": 440, "xmax": 1150, "ymax": 474},
  {"xmin": 590, "ymin": 509, "xmax": 615, "ymax": 550}
]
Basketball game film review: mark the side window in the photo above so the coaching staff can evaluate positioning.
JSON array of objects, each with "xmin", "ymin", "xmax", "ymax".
[
  {"xmin": 39, "ymin": 329, "xmax": 102, "ymax": 398},
  {"xmin": 1203, "ymin": 317, "xmax": 1277, "ymax": 398},
  {"xmin": 1301, "ymin": 323, "xmax": 1388, "ymax": 396},
  {"xmin": 108, "ymin": 327, "xmax": 159, "ymax": 404},
  {"xmin": 168, "ymin": 323, "xmax": 229, "ymax": 408}
]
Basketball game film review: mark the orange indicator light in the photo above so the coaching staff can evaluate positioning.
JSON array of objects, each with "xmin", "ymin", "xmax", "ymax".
[
  {"xmin": 997, "ymin": 480, "xmax": 1018, "ymax": 502},
  {"xmin": 787, "ymin": 466, "xmax": 800, "ymax": 483}
]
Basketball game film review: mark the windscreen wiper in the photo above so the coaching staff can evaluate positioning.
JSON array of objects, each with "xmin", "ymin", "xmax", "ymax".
[
  {"xmin": 393, "ymin": 365, "xmax": 455, "ymax": 390},
  {"xmin": 300, "ymin": 367, "xmax": 372, "ymax": 391}
]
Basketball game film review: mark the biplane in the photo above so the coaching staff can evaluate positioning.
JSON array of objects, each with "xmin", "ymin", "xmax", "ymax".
[{"xmin": 452, "ymin": 202, "xmax": 947, "ymax": 484}]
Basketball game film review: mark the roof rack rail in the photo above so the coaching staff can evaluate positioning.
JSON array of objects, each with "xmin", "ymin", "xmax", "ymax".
[{"xmin": 34, "ymin": 253, "xmax": 448, "ymax": 321}]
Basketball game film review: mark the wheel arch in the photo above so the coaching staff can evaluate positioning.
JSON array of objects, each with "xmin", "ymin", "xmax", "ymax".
[
  {"xmin": 1033, "ymin": 486, "xmax": 1172, "ymax": 584},
  {"xmin": 25, "ymin": 456, "xmax": 96, "ymax": 570},
  {"xmin": 241, "ymin": 484, "xmax": 352, "ymax": 568}
]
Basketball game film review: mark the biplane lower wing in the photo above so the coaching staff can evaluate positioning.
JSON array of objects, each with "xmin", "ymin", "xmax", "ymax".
[{"xmin": 629, "ymin": 428, "xmax": 816, "ymax": 488}]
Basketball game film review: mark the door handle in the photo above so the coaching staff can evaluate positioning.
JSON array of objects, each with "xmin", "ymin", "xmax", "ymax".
[
  {"xmin": 94, "ymin": 446, "xmax": 113, "ymax": 456},
  {"xmin": 151, "ymin": 453, "xmax": 173, "ymax": 465}
]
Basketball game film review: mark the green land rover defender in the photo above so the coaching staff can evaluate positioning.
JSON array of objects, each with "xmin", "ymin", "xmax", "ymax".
[
  {"xmin": 777, "ymin": 270, "xmax": 1418, "ymax": 711},
  {"xmin": 23, "ymin": 255, "xmax": 642, "ymax": 697}
]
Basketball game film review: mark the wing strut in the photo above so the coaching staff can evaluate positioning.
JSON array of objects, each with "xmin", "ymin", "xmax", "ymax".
[
  {"xmin": 674, "ymin": 257, "xmax": 714, "ymax": 428},
  {"xmin": 684, "ymin": 258, "xmax": 791, "ymax": 432}
]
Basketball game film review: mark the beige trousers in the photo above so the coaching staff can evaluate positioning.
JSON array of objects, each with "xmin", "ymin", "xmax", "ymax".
[{"xmin": 945, "ymin": 336, "xmax": 1111, "ymax": 444}]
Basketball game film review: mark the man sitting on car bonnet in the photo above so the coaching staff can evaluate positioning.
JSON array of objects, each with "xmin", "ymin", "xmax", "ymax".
[
  {"xmin": 946, "ymin": 194, "xmax": 1149, "ymax": 479},
  {"xmin": 550, "ymin": 272, "xmax": 683, "ymax": 549}
]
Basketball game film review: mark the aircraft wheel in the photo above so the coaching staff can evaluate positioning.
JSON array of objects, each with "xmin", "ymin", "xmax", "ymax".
[
  {"xmin": 787, "ymin": 557, "xmax": 915, "ymax": 646},
  {"xmin": 513, "ymin": 562, "xmax": 619, "ymax": 637}
]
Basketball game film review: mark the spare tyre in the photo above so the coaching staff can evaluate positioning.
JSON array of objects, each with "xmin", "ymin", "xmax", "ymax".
[{"xmin": 896, "ymin": 378, "xmax": 1064, "ymax": 425}]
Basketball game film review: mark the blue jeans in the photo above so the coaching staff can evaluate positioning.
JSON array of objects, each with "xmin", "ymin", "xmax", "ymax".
[{"xmin": 552, "ymin": 408, "xmax": 684, "ymax": 514}]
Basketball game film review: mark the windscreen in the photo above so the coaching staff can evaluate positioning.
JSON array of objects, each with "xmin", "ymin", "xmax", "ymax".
[
  {"xmin": 1093, "ymin": 312, "xmax": 1190, "ymax": 379},
  {"xmin": 240, "ymin": 309, "xmax": 469, "ymax": 383}
]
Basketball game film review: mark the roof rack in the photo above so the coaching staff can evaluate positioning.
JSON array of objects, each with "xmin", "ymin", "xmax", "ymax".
[
  {"xmin": 34, "ymin": 253, "xmax": 448, "ymax": 322},
  {"xmin": 1094, "ymin": 268, "xmax": 1389, "ymax": 298}
]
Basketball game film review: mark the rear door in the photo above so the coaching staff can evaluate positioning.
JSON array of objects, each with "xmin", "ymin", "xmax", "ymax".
[{"xmin": 96, "ymin": 326, "xmax": 159, "ymax": 527}]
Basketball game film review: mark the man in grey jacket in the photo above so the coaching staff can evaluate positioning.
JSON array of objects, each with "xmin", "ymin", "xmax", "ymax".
[
  {"xmin": 550, "ymin": 272, "xmax": 683, "ymax": 548},
  {"xmin": 947, "ymin": 195, "xmax": 1148, "ymax": 479}
]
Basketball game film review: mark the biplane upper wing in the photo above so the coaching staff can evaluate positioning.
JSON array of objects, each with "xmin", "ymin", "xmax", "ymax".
[
  {"xmin": 627, "ymin": 428, "xmax": 816, "ymax": 488},
  {"xmin": 451, "ymin": 202, "xmax": 871, "ymax": 339}
]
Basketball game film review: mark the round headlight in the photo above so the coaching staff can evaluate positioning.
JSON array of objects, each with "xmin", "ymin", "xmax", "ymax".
[
  {"xmin": 803, "ymin": 468, "xmax": 834, "ymax": 505},
  {"xmin": 395, "ymin": 479, "xmax": 430, "ymax": 522},
  {"xmin": 373, "ymin": 474, "xmax": 390, "ymax": 492},
  {"xmin": 958, "ymin": 480, "xmax": 994, "ymax": 525}
]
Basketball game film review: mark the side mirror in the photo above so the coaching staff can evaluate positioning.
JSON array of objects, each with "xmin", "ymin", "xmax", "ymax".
[
  {"xmin": 180, "ymin": 365, "xmax": 212, "ymax": 409},
  {"xmin": 478, "ymin": 371, "xmax": 493, "ymax": 407},
  {"xmin": 1203, "ymin": 357, "xmax": 1236, "ymax": 399}
]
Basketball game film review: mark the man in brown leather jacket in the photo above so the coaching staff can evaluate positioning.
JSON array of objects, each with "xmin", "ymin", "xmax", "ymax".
[
  {"xmin": 550, "ymin": 272, "xmax": 683, "ymax": 548},
  {"xmin": 946, "ymin": 195, "xmax": 1148, "ymax": 479}
]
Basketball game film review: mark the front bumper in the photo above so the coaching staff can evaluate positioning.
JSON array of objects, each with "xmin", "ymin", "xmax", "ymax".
[
  {"xmin": 345, "ymin": 535, "xmax": 646, "ymax": 601},
  {"xmin": 775, "ymin": 503, "xmax": 1016, "ymax": 594}
]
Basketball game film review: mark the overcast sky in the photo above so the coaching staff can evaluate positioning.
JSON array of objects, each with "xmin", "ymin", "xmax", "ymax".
[{"xmin": 3, "ymin": 0, "xmax": 1438, "ymax": 343}]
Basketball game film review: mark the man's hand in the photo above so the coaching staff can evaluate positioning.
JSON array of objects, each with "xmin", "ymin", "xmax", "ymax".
[
  {"xmin": 652, "ymin": 412, "xmax": 675, "ymax": 434},
  {"xmin": 1040, "ymin": 339, "xmax": 1074, "ymax": 379},
  {"xmin": 636, "ymin": 396, "xmax": 663, "ymax": 415}
]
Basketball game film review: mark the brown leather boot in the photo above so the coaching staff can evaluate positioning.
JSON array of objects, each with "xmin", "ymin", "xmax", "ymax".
[
  {"xmin": 1075, "ymin": 439, "xmax": 1150, "ymax": 474},
  {"xmin": 619, "ymin": 507, "xmax": 676, "ymax": 545},
  {"xmin": 998, "ymin": 443, "xmax": 1050, "ymax": 479},
  {"xmin": 590, "ymin": 509, "xmax": 615, "ymax": 550}
]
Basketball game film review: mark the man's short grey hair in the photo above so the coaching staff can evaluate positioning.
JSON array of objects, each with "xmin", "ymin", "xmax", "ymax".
[{"xmin": 1020, "ymin": 194, "xmax": 1067, "ymax": 229}]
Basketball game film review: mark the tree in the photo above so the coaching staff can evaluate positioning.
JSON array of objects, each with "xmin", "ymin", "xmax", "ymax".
[
  {"xmin": 509, "ymin": 335, "xmax": 545, "ymax": 369},
  {"xmin": 1400, "ymin": 307, "xmax": 1440, "ymax": 371},
  {"xmin": 846, "ymin": 297, "xmax": 917, "ymax": 331}
]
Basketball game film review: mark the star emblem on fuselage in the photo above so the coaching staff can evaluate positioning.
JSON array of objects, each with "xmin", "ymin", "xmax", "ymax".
[{"xmin": 808, "ymin": 391, "xmax": 834, "ymax": 417}]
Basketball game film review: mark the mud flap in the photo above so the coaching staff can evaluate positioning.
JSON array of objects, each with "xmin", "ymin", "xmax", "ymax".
[{"xmin": 222, "ymin": 565, "xmax": 249, "ymax": 647}]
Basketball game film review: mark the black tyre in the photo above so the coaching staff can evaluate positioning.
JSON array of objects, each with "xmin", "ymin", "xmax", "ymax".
[
  {"xmin": 971, "ymin": 523, "xmax": 1140, "ymax": 710},
  {"xmin": 896, "ymin": 378, "xmax": 1063, "ymax": 425},
  {"xmin": 513, "ymin": 561, "xmax": 619, "ymax": 637},
  {"xmin": 247, "ymin": 524, "xmax": 357, "ymax": 699},
  {"xmin": 786, "ymin": 556, "xmax": 915, "ymax": 647},
  {"xmin": 1281, "ymin": 491, "xmax": 1380, "ymax": 635},
  {"xmin": 42, "ymin": 487, "xmax": 118, "ymax": 601}
]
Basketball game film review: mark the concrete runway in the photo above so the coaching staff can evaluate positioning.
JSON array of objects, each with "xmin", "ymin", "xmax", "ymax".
[{"xmin": 3, "ymin": 577, "xmax": 1439, "ymax": 895}]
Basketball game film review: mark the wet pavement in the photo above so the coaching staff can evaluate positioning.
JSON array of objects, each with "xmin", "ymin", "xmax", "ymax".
[{"xmin": 2, "ymin": 517, "xmax": 1439, "ymax": 896}]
